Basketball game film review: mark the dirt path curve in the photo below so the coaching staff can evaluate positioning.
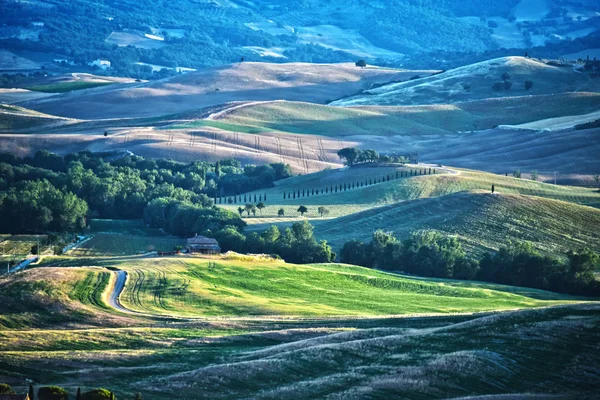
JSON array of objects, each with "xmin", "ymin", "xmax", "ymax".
[{"xmin": 107, "ymin": 270, "xmax": 136, "ymax": 314}]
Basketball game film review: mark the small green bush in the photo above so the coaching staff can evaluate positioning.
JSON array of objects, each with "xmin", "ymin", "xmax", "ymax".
[
  {"xmin": 38, "ymin": 386, "xmax": 68, "ymax": 400},
  {"xmin": 0, "ymin": 383, "xmax": 16, "ymax": 395},
  {"xmin": 81, "ymin": 389, "xmax": 115, "ymax": 400}
]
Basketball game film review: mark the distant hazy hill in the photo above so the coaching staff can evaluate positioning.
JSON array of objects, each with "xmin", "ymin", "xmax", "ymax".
[{"xmin": 1, "ymin": 0, "xmax": 598, "ymax": 76}]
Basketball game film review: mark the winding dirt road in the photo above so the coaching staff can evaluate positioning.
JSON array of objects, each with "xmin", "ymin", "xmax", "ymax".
[{"xmin": 107, "ymin": 270, "xmax": 135, "ymax": 313}]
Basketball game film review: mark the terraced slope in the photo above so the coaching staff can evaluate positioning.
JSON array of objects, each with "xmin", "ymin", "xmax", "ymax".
[{"xmin": 313, "ymin": 191, "xmax": 600, "ymax": 253}]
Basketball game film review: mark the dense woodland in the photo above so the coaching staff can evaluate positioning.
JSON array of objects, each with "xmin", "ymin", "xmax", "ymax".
[
  {"xmin": 340, "ymin": 230, "xmax": 600, "ymax": 296},
  {"xmin": 0, "ymin": 151, "xmax": 336, "ymax": 263},
  {"xmin": 0, "ymin": 150, "xmax": 290, "ymax": 231}
]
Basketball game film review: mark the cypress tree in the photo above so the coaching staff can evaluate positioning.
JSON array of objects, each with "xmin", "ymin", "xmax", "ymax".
[
  {"xmin": 76, "ymin": 388, "xmax": 81, "ymax": 400},
  {"xmin": 264, "ymin": 193, "xmax": 267, "ymax": 201},
  {"xmin": 396, "ymin": 171, "xmax": 399, "ymax": 179},
  {"xmin": 429, "ymin": 167, "xmax": 432, "ymax": 174},
  {"xmin": 293, "ymin": 191, "xmax": 296, "ymax": 199},
  {"xmin": 254, "ymin": 194, "xmax": 257, "ymax": 202},
  {"xmin": 29, "ymin": 384, "xmax": 35, "ymax": 400},
  {"xmin": 283, "ymin": 192, "xmax": 286, "ymax": 200}
]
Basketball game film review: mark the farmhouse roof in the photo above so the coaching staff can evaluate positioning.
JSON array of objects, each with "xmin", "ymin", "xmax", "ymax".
[
  {"xmin": 187, "ymin": 235, "xmax": 219, "ymax": 245},
  {"xmin": 187, "ymin": 235, "xmax": 221, "ymax": 251}
]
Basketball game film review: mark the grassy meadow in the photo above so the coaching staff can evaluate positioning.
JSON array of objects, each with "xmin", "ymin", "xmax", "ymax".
[{"xmin": 0, "ymin": 254, "xmax": 595, "ymax": 399}]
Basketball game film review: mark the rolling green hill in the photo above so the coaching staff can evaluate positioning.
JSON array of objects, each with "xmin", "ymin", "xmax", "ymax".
[{"xmin": 313, "ymin": 191, "xmax": 600, "ymax": 254}]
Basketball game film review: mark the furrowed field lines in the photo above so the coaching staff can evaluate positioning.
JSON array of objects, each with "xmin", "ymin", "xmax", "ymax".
[{"xmin": 70, "ymin": 271, "xmax": 111, "ymax": 310}]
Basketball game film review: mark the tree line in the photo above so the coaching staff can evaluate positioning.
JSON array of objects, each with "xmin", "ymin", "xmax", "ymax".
[
  {"xmin": 214, "ymin": 221, "xmax": 335, "ymax": 264},
  {"xmin": 341, "ymin": 230, "xmax": 600, "ymax": 296},
  {"xmin": 337, "ymin": 148, "xmax": 417, "ymax": 166},
  {"xmin": 0, "ymin": 151, "xmax": 291, "ymax": 233},
  {"xmin": 282, "ymin": 168, "xmax": 436, "ymax": 200}
]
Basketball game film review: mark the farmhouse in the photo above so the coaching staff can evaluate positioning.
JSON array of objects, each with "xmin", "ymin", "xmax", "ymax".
[
  {"xmin": 186, "ymin": 234, "xmax": 221, "ymax": 254},
  {"xmin": 89, "ymin": 59, "xmax": 111, "ymax": 70}
]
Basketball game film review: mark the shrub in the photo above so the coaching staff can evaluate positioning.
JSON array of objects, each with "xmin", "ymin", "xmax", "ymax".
[
  {"xmin": 355, "ymin": 59, "xmax": 367, "ymax": 68},
  {"xmin": 524, "ymin": 79, "xmax": 533, "ymax": 90},
  {"xmin": 80, "ymin": 389, "xmax": 115, "ymax": 400},
  {"xmin": 38, "ymin": 386, "xmax": 68, "ymax": 400},
  {"xmin": 0, "ymin": 384, "xmax": 15, "ymax": 395}
]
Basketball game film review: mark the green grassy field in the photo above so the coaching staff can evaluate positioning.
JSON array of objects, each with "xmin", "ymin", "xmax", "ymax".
[
  {"xmin": 0, "ymin": 234, "xmax": 48, "ymax": 257},
  {"xmin": 198, "ymin": 92, "xmax": 600, "ymax": 136},
  {"xmin": 24, "ymin": 81, "xmax": 115, "ymax": 93},
  {"xmin": 68, "ymin": 233, "xmax": 185, "ymax": 256}
]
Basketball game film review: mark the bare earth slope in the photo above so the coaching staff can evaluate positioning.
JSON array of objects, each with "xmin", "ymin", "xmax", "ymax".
[{"xmin": 18, "ymin": 62, "xmax": 437, "ymax": 119}]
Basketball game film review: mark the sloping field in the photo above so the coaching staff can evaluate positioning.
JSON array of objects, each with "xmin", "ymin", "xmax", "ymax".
[
  {"xmin": 0, "ymin": 267, "xmax": 121, "ymax": 329},
  {"xmin": 0, "ymin": 104, "xmax": 79, "ymax": 132},
  {"xmin": 313, "ymin": 191, "xmax": 600, "ymax": 253},
  {"xmin": 332, "ymin": 56, "xmax": 600, "ymax": 106},
  {"xmin": 205, "ymin": 92, "xmax": 600, "ymax": 136},
  {"xmin": 145, "ymin": 303, "xmax": 600, "ymax": 399},
  {"xmin": 19, "ymin": 62, "xmax": 435, "ymax": 119},
  {"xmin": 223, "ymin": 166, "xmax": 600, "ymax": 219},
  {"xmin": 0, "ymin": 257, "xmax": 591, "ymax": 398}
]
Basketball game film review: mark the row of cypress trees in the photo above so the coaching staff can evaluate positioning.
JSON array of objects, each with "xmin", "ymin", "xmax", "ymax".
[
  {"xmin": 283, "ymin": 168, "xmax": 436, "ymax": 200},
  {"xmin": 215, "ymin": 193, "xmax": 267, "ymax": 205}
]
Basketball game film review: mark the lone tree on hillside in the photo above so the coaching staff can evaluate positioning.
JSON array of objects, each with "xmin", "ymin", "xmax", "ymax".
[
  {"xmin": 256, "ymin": 202, "xmax": 265, "ymax": 216},
  {"xmin": 593, "ymin": 174, "xmax": 599, "ymax": 189},
  {"xmin": 513, "ymin": 169, "xmax": 522, "ymax": 178},
  {"xmin": 524, "ymin": 79, "xmax": 533, "ymax": 91},
  {"xmin": 355, "ymin": 59, "xmax": 367, "ymax": 68},
  {"xmin": 530, "ymin": 170, "xmax": 538, "ymax": 181},
  {"xmin": 278, "ymin": 208, "xmax": 285, "ymax": 217},
  {"xmin": 318, "ymin": 206, "xmax": 330, "ymax": 217},
  {"xmin": 237, "ymin": 206, "xmax": 244, "ymax": 216},
  {"xmin": 297, "ymin": 205, "xmax": 308, "ymax": 217}
]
